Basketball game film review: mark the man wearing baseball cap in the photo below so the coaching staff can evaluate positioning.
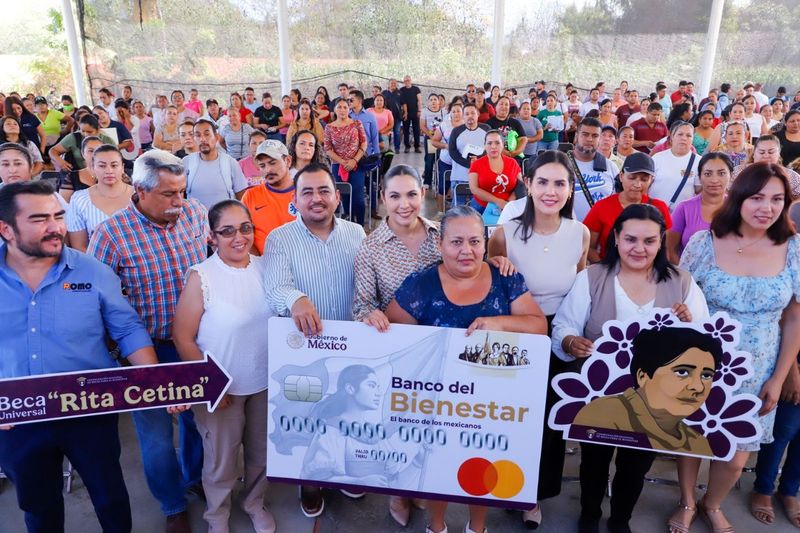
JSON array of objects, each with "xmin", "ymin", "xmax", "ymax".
[
  {"xmin": 583, "ymin": 151, "xmax": 671, "ymax": 261},
  {"xmin": 241, "ymin": 139, "xmax": 298, "ymax": 254}
]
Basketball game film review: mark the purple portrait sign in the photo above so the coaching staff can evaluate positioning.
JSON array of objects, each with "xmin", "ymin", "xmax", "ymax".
[
  {"xmin": 548, "ymin": 309, "xmax": 762, "ymax": 461},
  {"xmin": 0, "ymin": 353, "xmax": 231, "ymax": 425}
]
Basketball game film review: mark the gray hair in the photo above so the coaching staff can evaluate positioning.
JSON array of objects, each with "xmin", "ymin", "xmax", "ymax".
[
  {"xmin": 131, "ymin": 149, "xmax": 184, "ymax": 191},
  {"xmin": 440, "ymin": 205, "xmax": 484, "ymax": 239}
]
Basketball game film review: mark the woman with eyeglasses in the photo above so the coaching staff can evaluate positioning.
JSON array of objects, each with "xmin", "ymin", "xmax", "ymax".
[{"xmin": 173, "ymin": 199, "xmax": 275, "ymax": 533}]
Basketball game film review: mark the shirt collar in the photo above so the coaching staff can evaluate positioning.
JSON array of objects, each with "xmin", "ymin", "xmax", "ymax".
[{"xmin": 296, "ymin": 214, "xmax": 340, "ymax": 241}]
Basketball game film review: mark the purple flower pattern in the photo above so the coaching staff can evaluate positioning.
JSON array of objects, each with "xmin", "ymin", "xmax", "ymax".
[{"xmin": 549, "ymin": 308, "xmax": 761, "ymax": 461}]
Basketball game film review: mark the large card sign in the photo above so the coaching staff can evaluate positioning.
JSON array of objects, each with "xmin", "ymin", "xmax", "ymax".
[
  {"xmin": 548, "ymin": 310, "xmax": 762, "ymax": 460},
  {"xmin": 0, "ymin": 354, "xmax": 231, "ymax": 425},
  {"xmin": 266, "ymin": 318, "xmax": 551, "ymax": 508}
]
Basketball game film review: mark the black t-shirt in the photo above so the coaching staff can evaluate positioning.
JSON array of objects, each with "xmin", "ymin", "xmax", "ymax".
[
  {"xmin": 778, "ymin": 130, "xmax": 800, "ymax": 166},
  {"xmin": 254, "ymin": 105, "xmax": 282, "ymax": 127},
  {"xmin": 485, "ymin": 116, "xmax": 526, "ymax": 151},
  {"xmin": 398, "ymin": 86, "xmax": 422, "ymax": 113},
  {"xmin": 383, "ymin": 90, "xmax": 403, "ymax": 120}
]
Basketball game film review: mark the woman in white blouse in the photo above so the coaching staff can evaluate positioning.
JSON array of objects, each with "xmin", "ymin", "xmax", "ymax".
[
  {"xmin": 173, "ymin": 199, "xmax": 275, "ymax": 533},
  {"xmin": 551, "ymin": 203, "xmax": 709, "ymax": 533},
  {"xmin": 66, "ymin": 144, "xmax": 133, "ymax": 252},
  {"xmin": 488, "ymin": 150, "xmax": 589, "ymax": 529}
]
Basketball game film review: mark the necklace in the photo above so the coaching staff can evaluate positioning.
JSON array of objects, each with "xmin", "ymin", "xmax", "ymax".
[{"xmin": 735, "ymin": 233, "xmax": 767, "ymax": 254}]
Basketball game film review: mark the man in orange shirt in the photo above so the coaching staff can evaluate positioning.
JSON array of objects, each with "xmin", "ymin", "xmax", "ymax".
[{"xmin": 242, "ymin": 139, "xmax": 297, "ymax": 254}]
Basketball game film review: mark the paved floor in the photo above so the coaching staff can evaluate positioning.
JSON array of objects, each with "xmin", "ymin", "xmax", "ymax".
[
  {"xmin": 0, "ymin": 412, "xmax": 787, "ymax": 532},
  {"xmin": 0, "ymin": 152, "xmax": 790, "ymax": 532}
]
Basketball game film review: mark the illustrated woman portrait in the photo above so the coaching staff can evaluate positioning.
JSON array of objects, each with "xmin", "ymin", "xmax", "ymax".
[{"xmin": 573, "ymin": 327, "xmax": 723, "ymax": 456}]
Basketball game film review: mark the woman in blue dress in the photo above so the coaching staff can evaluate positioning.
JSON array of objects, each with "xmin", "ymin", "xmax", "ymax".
[
  {"xmin": 671, "ymin": 162, "xmax": 800, "ymax": 533},
  {"xmin": 387, "ymin": 205, "xmax": 548, "ymax": 533}
]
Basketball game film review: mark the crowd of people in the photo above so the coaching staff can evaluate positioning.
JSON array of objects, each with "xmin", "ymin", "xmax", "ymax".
[{"xmin": 1, "ymin": 76, "xmax": 800, "ymax": 533}]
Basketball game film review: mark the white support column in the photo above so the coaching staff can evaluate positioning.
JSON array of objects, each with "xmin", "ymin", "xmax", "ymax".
[
  {"xmin": 276, "ymin": 0, "xmax": 292, "ymax": 95},
  {"xmin": 61, "ymin": 0, "xmax": 89, "ymax": 106},
  {"xmin": 698, "ymin": 0, "xmax": 725, "ymax": 98},
  {"xmin": 490, "ymin": 0, "xmax": 505, "ymax": 88}
]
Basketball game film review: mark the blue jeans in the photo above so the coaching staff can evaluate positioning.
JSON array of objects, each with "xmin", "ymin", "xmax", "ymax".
[
  {"xmin": 332, "ymin": 163, "xmax": 366, "ymax": 225},
  {"xmin": 392, "ymin": 119, "xmax": 402, "ymax": 152},
  {"xmin": 437, "ymin": 160, "xmax": 452, "ymax": 196},
  {"xmin": 754, "ymin": 400, "xmax": 800, "ymax": 496},
  {"xmin": 0, "ymin": 414, "xmax": 131, "ymax": 533},
  {"xmin": 423, "ymin": 141, "xmax": 436, "ymax": 187},
  {"xmin": 469, "ymin": 198, "xmax": 486, "ymax": 214},
  {"xmin": 132, "ymin": 341, "xmax": 203, "ymax": 516},
  {"xmin": 540, "ymin": 139, "xmax": 559, "ymax": 151}
]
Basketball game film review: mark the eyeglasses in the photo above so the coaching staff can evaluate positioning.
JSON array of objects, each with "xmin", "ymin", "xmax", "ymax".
[{"xmin": 213, "ymin": 223, "xmax": 254, "ymax": 237}]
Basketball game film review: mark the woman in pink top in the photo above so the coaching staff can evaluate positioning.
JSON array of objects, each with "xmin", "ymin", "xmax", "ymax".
[
  {"xmin": 367, "ymin": 94, "xmax": 394, "ymax": 152},
  {"xmin": 324, "ymin": 99, "xmax": 368, "ymax": 224},
  {"xmin": 278, "ymin": 95, "xmax": 296, "ymax": 138},
  {"xmin": 667, "ymin": 152, "xmax": 732, "ymax": 263},
  {"xmin": 133, "ymin": 100, "xmax": 154, "ymax": 150}
]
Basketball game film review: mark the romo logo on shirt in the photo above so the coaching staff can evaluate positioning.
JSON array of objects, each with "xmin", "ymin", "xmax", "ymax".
[{"xmin": 63, "ymin": 282, "xmax": 93, "ymax": 292}]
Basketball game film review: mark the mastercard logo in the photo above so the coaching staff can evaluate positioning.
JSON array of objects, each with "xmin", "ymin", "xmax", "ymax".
[{"xmin": 457, "ymin": 458, "xmax": 524, "ymax": 498}]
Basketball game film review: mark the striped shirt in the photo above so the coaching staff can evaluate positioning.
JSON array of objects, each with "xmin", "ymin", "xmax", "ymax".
[
  {"xmin": 87, "ymin": 198, "xmax": 208, "ymax": 339},
  {"xmin": 264, "ymin": 215, "xmax": 365, "ymax": 319},
  {"xmin": 352, "ymin": 217, "xmax": 440, "ymax": 320},
  {"xmin": 66, "ymin": 189, "xmax": 115, "ymax": 237}
]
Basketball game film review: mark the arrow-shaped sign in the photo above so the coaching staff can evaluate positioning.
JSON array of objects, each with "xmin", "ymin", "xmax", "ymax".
[{"xmin": 0, "ymin": 353, "xmax": 232, "ymax": 425}]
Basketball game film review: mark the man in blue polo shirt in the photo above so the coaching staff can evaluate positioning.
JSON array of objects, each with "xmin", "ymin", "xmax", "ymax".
[{"xmin": 0, "ymin": 180, "xmax": 157, "ymax": 533}]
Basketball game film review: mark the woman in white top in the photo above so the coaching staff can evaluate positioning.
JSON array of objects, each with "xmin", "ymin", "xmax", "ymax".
[
  {"xmin": 742, "ymin": 94, "xmax": 769, "ymax": 141},
  {"xmin": 651, "ymin": 121, "xmax": 701, "ymax": 210},
  {"xmin": 551, "ymin": 203, "xmax": 708, "ymax": 533},
  {"xmin": 430, "ymin": 101, "xmax": 464, "ymax": 209},
  {"xmin": 488, "ymin": 150, "xmax": 589, "ymax": 529},
  {"xmin": 173, "ymin": 199, "xmax": 275, "ymax": 533},
  {"xmin": 66, "ymin": 144, "xmax": 133, "ymax": 252}
]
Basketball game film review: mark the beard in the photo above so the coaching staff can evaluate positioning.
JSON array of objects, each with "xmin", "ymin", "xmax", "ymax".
[
  {"xmin": 576, "ymin": 143, "xmax": 596, "ymax": 156},
  {"xmin": 18, "ymin": 232, "xmax": 64, "ymax": 258}
]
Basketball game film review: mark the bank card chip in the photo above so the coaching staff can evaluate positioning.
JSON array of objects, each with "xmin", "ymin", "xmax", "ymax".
[{"xmin": 283, "ymin": 375, "xmax": 323, "ymax": 402}]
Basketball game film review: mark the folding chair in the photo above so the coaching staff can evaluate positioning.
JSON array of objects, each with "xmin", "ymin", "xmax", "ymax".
[
  {"xmin": 39, "ymin": 170, "xmax": 63, "ymax": 191},
  {"xmin": 522, "ymin": 156, "xmax": 537, "ymax": 175},
  {"xmin": 453, "ymin": 182, "xmax": 472, "ymax": 208},
  {"xmin": 366, "ymin": 167, "xmax": 381, "ymax": 229},
  {"xmin": 335, "ymin": 182, "xmax": 353, "ymax": 221}
]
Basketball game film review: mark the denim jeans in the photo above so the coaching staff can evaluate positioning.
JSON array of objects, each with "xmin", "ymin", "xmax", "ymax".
[
  {"xmin": 754, "ymin": 400, "xmax": 800, "ymax": 496},
  {"xmin": 0, "ymin": 414, "xmax": 131, "ymax": 533},
  {"xmin": 437, "ymin": 160, "xmax": 452, "ymax": 196},
  {"xmin": 332, "ymin": 163, "xmax": 366, "ymax": 225},
  {"xmin": 451, "ymin": 181, "xmax": 471, "ymax": 207},
  {"xmin": 392, "ymin": 119, "xmax": 402, "ymax": 152},
  {"xmin": 132, "ymin": 341, "xmax": 203, "ymax": 516},
  {"xmin": 423, "ymin": 140, "xmax": 436, "ymax": 187},
  {"xmin": 540, "ymin": 139, "xmax": 559, "ymax": 151}
]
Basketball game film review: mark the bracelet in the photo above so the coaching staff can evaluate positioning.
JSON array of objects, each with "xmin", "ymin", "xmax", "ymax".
[{"xmin": 567, "ymin": 337, "xmax": 576, "ymax": 354}]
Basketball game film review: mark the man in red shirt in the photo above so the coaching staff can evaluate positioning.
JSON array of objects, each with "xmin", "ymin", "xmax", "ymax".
[
  {"xmin": 583, "ymin": 152, "xmax": 672, "ymax": 261},
  {"xmin": 671, "ymin": 81, "xmax": 688, "ymax": 104},
  {"xmin": 630, "ymin": 103, "xmax": 668, "ymax": 153},
  {"xmin": 615, "ymin": 89, "xmax": 640, "ymax": 127}
]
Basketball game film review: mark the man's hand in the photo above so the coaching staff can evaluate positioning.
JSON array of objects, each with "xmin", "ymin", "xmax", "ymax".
[
  {"xmin": 167, "ymin": 405, "xmax": 191, "ymax": 414},
  {"xmin": 0, "ymin": 424, "xmax": 14, "ymax": 430},
  {"xmin": 292, "ymin": 297, "xmax": 322, "ymax": 337}
]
